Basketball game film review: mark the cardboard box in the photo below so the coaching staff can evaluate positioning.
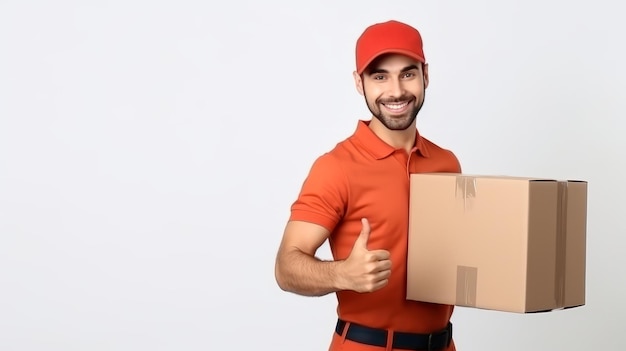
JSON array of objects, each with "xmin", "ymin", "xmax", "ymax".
[{"xmin": 406, "ymin": 173, "xmax": 587, "ymax": 313}]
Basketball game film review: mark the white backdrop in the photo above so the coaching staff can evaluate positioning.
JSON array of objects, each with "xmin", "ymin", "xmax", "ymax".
[{"xmin": 1, "ymin": 1, "xmax": 623, "ymax": 350}]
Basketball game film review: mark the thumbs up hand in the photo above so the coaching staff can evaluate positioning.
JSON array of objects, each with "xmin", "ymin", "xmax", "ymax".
[{"xmin": 338, "ymin": 218, "xmax": 392, "ymax": 293}]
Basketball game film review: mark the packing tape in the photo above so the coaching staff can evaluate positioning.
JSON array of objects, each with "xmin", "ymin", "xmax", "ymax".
[
  {"xmin": 456, "ymin": 266, "xmax": 478, "ymax": 307},
  {"xmin": 455, "ymin": 176, "xmax": 477, "ymax": 210}
]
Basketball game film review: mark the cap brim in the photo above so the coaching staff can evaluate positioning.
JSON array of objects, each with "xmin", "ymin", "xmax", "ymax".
[{"xmin": 358, "ymin": 49, "xmax": 426, "ymax": 74}]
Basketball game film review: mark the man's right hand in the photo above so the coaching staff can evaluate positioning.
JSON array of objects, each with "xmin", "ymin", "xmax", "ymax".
[{"xmin": 338, "ymin": 218, "xmax": 392, "ymax": 293}]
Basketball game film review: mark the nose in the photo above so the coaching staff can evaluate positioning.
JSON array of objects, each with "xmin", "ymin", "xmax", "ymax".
[{"xmin": 388, "ymin": 77, "xmax": 404, "ymax": 99}]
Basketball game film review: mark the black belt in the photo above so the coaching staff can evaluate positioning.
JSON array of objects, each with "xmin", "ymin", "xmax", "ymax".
[{"xmin": 335, "ymin": 319, "xmax": 452, "ymax": 350}]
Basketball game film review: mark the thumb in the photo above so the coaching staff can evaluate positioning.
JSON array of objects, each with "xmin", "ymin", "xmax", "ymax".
[{"xmin": 354, "ymin": 218, "xmax": 371, "ymax": 249}]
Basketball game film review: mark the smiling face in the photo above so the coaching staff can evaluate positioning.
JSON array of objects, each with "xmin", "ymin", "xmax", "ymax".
[{"xmin": 354, "ymin": 53, "xmax": 429, "ymax": 131}]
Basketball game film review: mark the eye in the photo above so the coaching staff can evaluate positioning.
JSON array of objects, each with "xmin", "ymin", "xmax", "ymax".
[
  {"xmin": 373, "ymin": 74, "xmax": 385, "ymax": 80},
  {"xmin": 402, "ymin": 72, "xmax": 416, "ymax": 79}
]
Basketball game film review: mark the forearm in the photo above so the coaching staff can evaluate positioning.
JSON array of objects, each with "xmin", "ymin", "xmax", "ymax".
[{"xmin": 275, "ymin": 248, "xmax": 345, "ymax": 297}]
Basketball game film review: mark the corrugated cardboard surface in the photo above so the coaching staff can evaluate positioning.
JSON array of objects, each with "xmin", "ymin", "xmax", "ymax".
[{"xmin": 406, "ymin": 173, "xmax": 587, "ymax": 313}]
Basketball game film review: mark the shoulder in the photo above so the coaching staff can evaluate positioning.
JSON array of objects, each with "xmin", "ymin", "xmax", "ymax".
[
  {"xmin": 305, "ymin": 146, "xmax": 350, "ymax": 187},
  {"xmin": 309, "ymin": 135, "xmax": 356, "ymax": 171},
  {"xmin": 420, "ymin": 135, "xmax": 462, "ymax": 171},
  {"xmin": 420, "ymin": 135, "xmax": 455, "ymax": 155}
]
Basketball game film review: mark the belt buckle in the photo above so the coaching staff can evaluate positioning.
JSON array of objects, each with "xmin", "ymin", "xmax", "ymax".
[
  {"xmin": 427, "ymin": 333, "xmax": 434, "ymax": 351},
  {"xmin": 427, "ymin": 328, "xmax": 449, "ymax": 351},
  {"xmin": 426, "ymin": 333, "xmax": 434, "ymax": 351}
]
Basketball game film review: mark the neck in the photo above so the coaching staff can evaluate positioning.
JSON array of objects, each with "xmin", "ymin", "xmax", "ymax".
[{"xmin": 368, "ymin": 118, "xmax": 416, "ymax": 154}]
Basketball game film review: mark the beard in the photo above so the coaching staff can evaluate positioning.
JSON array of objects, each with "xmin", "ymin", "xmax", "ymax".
[{"xmin": 364, "ymin": 91, "xmax": 425, "ymax": 131}]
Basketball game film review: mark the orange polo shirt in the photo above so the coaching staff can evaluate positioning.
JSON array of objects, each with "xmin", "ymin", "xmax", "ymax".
[{"xmin": 290, "ymin": 120, "xmax": 461, "ymax": 334}]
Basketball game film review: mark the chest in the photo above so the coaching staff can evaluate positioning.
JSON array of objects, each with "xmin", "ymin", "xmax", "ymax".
[{"xmin": 329, "ymin": 155, "xmax": 412, "ymax": 252}]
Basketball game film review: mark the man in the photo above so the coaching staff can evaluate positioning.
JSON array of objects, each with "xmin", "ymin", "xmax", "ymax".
[{"xmin": 274, "ymin": 20, "xmax": 461, "ymax": 351}]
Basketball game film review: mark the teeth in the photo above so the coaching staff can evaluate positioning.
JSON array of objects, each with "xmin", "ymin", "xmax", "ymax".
[{"xmin": 384, "ymin": 102, "xmax": 408, "ymax": 110}]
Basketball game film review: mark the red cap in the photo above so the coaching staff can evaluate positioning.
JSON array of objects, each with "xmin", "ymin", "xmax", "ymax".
[{"xmin": 355, "ymin": 20, "xmax": 426, "ymax": 74}]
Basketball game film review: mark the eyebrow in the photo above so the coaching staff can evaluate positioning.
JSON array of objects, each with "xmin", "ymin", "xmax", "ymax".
[{"xmin": 368, "ymin": 64, "xmax": 420, "ymax": 75}]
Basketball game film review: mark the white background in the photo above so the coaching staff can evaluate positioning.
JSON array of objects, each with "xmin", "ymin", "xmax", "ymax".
[{"xmin": 0, "ymin": 1, "xmax": 623, "ymax": 350}]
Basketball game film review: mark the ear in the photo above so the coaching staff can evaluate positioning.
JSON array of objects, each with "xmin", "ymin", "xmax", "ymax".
[
  {"xmin": 353, "ymin": 71, "xmax": 364, "ymax": 96},
  {"xmin": 422, "ymin": 63, "xmax": 429, "ymax": 89}
]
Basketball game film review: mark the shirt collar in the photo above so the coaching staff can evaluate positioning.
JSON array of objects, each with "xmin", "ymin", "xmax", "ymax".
[{"xmin": 352, "ymin": 120, "xmax": 430, "ymax": 160}]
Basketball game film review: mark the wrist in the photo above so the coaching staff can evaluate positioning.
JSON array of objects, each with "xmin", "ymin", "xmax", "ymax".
[{"xmin": 331, "ymin": 260, "xmax": 348, "ymax": 291}]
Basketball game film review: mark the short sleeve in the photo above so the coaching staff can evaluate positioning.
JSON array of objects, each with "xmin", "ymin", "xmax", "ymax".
[{"xmin": 289, "ymin": 153, "xmax": 349, "ymax": 232}]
